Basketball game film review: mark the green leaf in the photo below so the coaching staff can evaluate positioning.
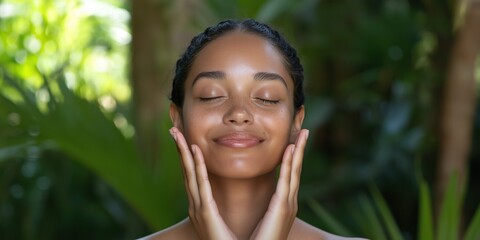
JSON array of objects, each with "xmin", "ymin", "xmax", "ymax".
[
  {"xmin": 1, "ymin": 71, "xmax": 41, "ymax": 116},
  {"xmin": 369, "ymin": 185, "xmax": 404, "ymax": 240},
  {"xmin": 307, "ymin": 197, "xmax": 352, "ymax": 236},
  {"xmin": 417, "ymin": 181, "xmax": 434, "ymax": 240},
  {"xmin": 436, "ymin": 174, "xmax": 462, "ymax": 240},
  {"xmin": 357, "ymin": 194, "xmax": 386, "ymax": 240},
  {"xmin": 464, "ymin": 203, "xmax": 480, "ymax": 240}
]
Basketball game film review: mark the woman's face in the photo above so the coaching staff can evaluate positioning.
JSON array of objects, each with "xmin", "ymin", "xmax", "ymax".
[{"xmin": 171, "ymin": 31, "xmax": 304, "ymax": 179}]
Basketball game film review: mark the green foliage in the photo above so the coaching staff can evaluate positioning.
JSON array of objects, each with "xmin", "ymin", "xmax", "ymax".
[
  {"xmin": 464, "ymin": 203, "xmax": 480, "ymax": 240},
  {"xmin": 0, "ymin": 148, "xmax": 149, "ymax": 239},
  {"xmin": 310, "ymin": 176, "xmax": 480, "ymax": 240},
  {"xmin": 369, "ymin": 186, "xmax": 403, "ymax": 240},
  {"xmin": 437, "ymin": 174, "xmax": 463, "ymax": 240},
  {"xmin": 0, "ymin": 0, "xmax": 130, "ymax": 100},
  {"xmin": 1, "ymin": 71, "xmax": 187, "ymax": 237},
  {"xmin": 418, "ymin": 181, "xmax": 434, "ymax": 240},
  {"xmin": 307, "ymin": 197, "xmax": 353, "ymax": 237},
  {"xmin": 0, "ymin": 0, "xmax": 184, "ymax": 238},
  {"xmin": 414, "ymin": 174, "xmax": 479, "ymax": 240},
  {"xmin": 1, "ymin": 0, "xmax": 479, "ymax": 239}
]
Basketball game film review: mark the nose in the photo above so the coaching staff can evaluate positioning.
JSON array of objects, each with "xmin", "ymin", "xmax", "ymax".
[{"xmin": 223, "ymin": 100, "xmax": 253, "ymax": 125}]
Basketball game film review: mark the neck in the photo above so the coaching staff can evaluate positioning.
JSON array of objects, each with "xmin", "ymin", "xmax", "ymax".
[{"xmin": 208, "ymin": 171, "xmax": 277, "ymax": 240}]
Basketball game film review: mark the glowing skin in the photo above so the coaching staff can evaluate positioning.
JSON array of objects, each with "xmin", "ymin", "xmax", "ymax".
[
  {"xmin": 141, "ymin": 31, "xmax": 361, "ymax": 240},
  {"xmin": 175, "ymin": 31, "xmax": 302, "ymax": 179}
]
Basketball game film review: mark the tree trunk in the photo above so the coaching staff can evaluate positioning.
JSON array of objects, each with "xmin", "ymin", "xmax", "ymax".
[
  {"xmin": 130, "ymin": 0, "xmax": 201, "ymax": 165},
  {"xmin": 435, "ymin": 0, "xmax": 480, "ymax": 217}
]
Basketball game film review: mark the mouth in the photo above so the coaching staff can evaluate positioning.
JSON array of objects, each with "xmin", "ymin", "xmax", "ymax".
[{"xmin": 214, "ymin": 132, "xmax": 264, "ymax": 148}]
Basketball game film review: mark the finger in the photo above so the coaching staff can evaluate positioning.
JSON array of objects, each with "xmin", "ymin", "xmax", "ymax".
[
  {"xmin": 276, "ymin": 144, "xmax": 295, "ymax": 199},
  {"xmin": 170, "ymin": 129, "xmax": 194, "ymax": 210},
  {"xmin": 191, "ymin": 145, "xmax": 216, "ymax": 209},
  {"xmin": 289, "ymin": 129, "xmax": 309, "ymax": 202},
  {"xmin": 170, "ymin": 128, "xmax": 197, "ymax": 209},
  {"xmin": 170, "ymin": 127, "xmax": 200, "ymax": 207}
]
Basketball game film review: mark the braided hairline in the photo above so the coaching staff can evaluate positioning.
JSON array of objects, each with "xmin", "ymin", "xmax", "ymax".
[{"xmin": 170, "ymin": 19, "xmax": 304, "ymax": 111}]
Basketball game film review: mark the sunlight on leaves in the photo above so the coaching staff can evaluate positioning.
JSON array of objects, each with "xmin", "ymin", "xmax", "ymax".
[{"xmin": 0, "ymin": 0, "xmax": 131, "ymax": 103}]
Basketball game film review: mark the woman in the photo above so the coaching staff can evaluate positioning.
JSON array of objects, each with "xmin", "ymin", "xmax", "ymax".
[{"xmin": 142, "ymin": 19, "xmax": 362, "ymax": 240}]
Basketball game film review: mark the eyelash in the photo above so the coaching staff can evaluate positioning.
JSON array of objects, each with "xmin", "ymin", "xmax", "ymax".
[
  {"xmin": 199, "ymin": 97, "xmax": 279, "ymax": 105},
  {"xmin": 199, "ymin": 97, "xmax": 223, "ymax": 102},
  {"xmin": 256, "ymin": 98, "xmax": 280, "ymax": 105}
]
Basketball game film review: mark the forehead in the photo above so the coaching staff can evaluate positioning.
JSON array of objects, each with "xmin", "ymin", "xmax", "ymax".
[{"xmin": 187, "ymin": 31, "xmax": 292, "ymax": 84}]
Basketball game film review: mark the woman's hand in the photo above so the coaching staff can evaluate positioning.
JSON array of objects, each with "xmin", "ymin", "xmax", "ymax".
[
  {"xmin": 170, "ymin": 127, "xmax": 237, "ymax": 240},
  {"xmin": 170, "ymin": 127, "xmax": 309, "ymax": 240},
  {"xmin": 250, "ymin": 129, "xmax": 309, "ymax": 240}
]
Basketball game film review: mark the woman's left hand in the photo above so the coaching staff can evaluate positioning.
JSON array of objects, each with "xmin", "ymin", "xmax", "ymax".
[{"xmin": 250, "ymin": 129, "xmax": 309, "ymax": 240}]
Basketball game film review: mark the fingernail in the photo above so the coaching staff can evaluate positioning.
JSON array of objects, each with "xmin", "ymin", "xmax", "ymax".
[
  {"xmin": 291, "ymin": 145, "xmax": 295, "ymax": 154},
  {"xmin": 191, "ymin": 145, "xmax": 196, "ymax": 155},
  {"xmin": 305, "ymin": 130, "xmax": 309, "ymax": 140}
]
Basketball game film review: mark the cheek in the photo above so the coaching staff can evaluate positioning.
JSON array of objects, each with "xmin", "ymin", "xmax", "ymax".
[
  {"xmin": 181, "ymin": 106, "xmax": 222, "ymax": 143},
  {"xmin": 259, "ymin": 107, "xmax": 294, "ymax": 142}
]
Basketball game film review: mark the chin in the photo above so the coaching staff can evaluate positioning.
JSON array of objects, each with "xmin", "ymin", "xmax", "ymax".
[
  {"xmin": 205, "ymin": 153, "xmax": 280, "ymax": 179},
  {"xmin": 208, "ymin": 167, "xmax": 277, "ymax": 179}
]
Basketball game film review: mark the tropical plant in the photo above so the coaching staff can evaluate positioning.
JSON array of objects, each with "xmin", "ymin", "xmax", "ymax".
[
  {"xmin": 309, "ymin": 175, "xmax": 480, "ymax": 240},
  {"xmin": 0, "ymin": 0, "xmax": 183, "ymax": 238},
  {"xmin": 1, "ymin": 0, "xmax": 479, "ymax": 239}
]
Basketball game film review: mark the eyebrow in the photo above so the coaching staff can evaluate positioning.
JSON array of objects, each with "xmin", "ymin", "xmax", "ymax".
[
  {"xmin": 192, "ymin": 71, "xmax": 226, "ymax": 86},
  {"xmin": 254, "ymin": 72, "xmax": 287, "ymax": 88},
  {"xmin": 191, "ymin": 71, "xmax": 288, "ymax": 88}
]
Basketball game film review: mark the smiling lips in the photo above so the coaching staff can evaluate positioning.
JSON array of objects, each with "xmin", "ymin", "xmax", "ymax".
[{"xmin": 214, "ymin": 132, "xmax": 264, "ymax": 148}]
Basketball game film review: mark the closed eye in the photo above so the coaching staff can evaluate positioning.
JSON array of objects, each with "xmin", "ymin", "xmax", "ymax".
[
  {"xmin": 199, "ymin": 96, "xmax": 223, "ymax": 102},
  {"xmin": 255, "ymin": 98, "xmax": 280, "ymax": 105}
]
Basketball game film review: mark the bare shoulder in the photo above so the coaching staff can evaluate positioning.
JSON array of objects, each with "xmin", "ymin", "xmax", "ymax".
[
  {"xmin": 137, "ymin": 218, "xmax": 197, "ymax": 240},
  {"xmin": 289, "ymin": 218, "xmax": 368, "ymax": 240}
]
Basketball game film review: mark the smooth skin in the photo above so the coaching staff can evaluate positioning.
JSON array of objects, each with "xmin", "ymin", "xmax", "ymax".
[
  {"xmin": 140, "ymin": 31, "xmax": 363, "ymax": 240},
  {"xmin": 167, "ymin": 127, "xmax": 308, "ymax": 240}
]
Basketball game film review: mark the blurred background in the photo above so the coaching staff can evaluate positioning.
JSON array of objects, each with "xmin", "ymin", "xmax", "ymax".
[{"xmin": 1, "ymin": 0, "xmax": 479, "ymax": 239}]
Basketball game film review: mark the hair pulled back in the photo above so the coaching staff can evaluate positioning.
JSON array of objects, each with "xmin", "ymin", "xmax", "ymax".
[{"xmin": 170, "ymin": 19, "xmax": 304, "ymax": 111}]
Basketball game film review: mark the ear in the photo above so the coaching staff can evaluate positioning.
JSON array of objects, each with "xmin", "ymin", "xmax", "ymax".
[
  {"xmin": 290, "ymin": 105, "xmax": 305, "ymax": 143},
  {"xmin": 169, "ymin": 103, "xmax": 183, "ymax": 131}
]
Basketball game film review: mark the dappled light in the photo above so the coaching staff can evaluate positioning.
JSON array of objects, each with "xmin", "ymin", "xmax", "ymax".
[{"xmin": 1, "ymin": 0, "xmax": 479, "ymax": 239}]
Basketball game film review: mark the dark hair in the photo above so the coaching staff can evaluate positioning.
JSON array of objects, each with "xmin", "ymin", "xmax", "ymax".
[{"xmin": 170, "ymin": 19, "xmax": 304, "ymax": 111}]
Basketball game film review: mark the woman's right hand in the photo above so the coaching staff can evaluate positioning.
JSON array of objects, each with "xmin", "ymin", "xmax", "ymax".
[{"xmin": 170, "ymin": 127, "xmax": 237, "ymax": 240}]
